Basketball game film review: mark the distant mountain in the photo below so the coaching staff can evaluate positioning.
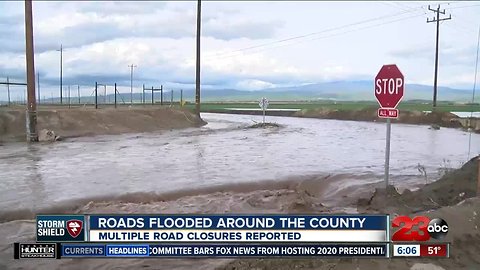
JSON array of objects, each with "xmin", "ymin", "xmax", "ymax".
[
  {"xmin": 24, "ymin": 80, "xmax": 473, "ymax": 103},
  {"xmin": 188, "ymin": 81, "xmax": 471, "ymax": 102},
  {"xmin": 257, "ymin": 80, "xmax": 472, "ymax": 101}
]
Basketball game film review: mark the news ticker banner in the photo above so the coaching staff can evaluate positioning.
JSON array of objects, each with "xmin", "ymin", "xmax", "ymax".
[
  {"xmin": 36, "ymin": 214, "xmax": 389, "ymax": 243},
  {"xmin": 14, "ymin": 243, "xmax": 389, "ymax": 259},
  {"xmin": 13, "ymin": 242, "xmax": 451, "ymax": 259}
]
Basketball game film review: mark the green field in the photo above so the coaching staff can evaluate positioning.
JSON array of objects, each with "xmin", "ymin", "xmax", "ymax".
[
  {"xmin": 5, "ymin": 100, "xmax": 478, "ymax": 113},
  {"xmin": 184, "ymin": 101, "xmax": 480, "ymax": 113}
]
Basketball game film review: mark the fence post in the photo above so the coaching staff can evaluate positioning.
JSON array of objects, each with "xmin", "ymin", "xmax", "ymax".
[
  {"xmin": 151, "ymin": 86, "xmax": 154, "ymax": 105},
  {"xmin": 6, "ymin": 76, "xmax": 10, "ymax": 106},
  {"xmin": 68, "ymin": 85, "xmax": 71, "ymax": 108},
  {"xmin": 180, "ymin": 89, "xmax": 183, "ymax": 106},
  {"xmin": 114, "ymin": 83, "xmax": 117, "ymax": 108},
  {"xmin": 78, "ymin": 85, "xmax": 81, "ymax": 104},
  {"xmin": 171, "ymin": 89, "xmax": 173, "ymax": 107},
  {"xmin": 160, "ymin": 85, "xmax": 163, "ymax": 106},
  {"xmin": 95, "ymin": 82, "xmax": 98, "ymax": 109},
  {"xmin": 142, "ymin": 84, "xmax": 145, "ymax": 104}
]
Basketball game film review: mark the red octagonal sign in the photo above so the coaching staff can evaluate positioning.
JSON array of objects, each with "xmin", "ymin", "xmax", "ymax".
[{"xmin": 375, "ymin": 64, "xmax": 404, "ymax": 108}]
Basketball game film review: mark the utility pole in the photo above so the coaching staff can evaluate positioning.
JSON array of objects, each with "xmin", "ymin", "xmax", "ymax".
[
  {"xmin": 56, "ymin": 44, "xmax": 64, "ymax": 104},
  {"xmin": 25, "ymin": 0, "xmax": 38, "ymax": 142},
  {"xmin": 195, "ymin": 0, "xmax": 201, "ymax": 116},
  {"xmin": 128, "ymin": 64, "xmax": 137, "ymax": 105},
  {"xmin": 427, "ymin": 5, "xmax": 451, "ymax": 109}
]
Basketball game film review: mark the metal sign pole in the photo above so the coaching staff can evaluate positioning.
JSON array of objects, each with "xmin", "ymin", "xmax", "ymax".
[
  {"xmin": 385, "ymin": 118, "xmax": 391, "ymax": 188},
  {"xmin": 259, "ymin": 97, "xmax": 268, "ymax": 124},
  {"xmin": 263, "ymin": 104, "xmax": 266, "ymax": 124}
]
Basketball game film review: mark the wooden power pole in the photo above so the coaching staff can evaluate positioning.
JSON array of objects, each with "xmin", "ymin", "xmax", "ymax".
[
  {"xmin": 128, "ymin": 64, "xmax": 137, "ymax": 105},
  {"xmin": 24, "ymin": 0, "xmax": 38, "ymax": 142},
  {"xmin": 195, "ymin": 0, "xmax": 202, "ymax": 116},
  {"xmin": 427, "ymin": 5, "xmax": 451, "ymax": 109},
  {"xmin": 57, "ymin": 44, "xmax": 63, "ymax": 104}
]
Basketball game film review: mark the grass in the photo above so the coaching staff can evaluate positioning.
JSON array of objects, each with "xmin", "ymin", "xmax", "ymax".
[{"xmin": 183, "ymin": 101, "xmax": 480, "ymax": 113}]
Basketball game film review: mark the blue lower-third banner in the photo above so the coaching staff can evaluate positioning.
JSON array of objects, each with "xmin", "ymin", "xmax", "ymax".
[{"xmin": 60, "ymin": 243, "xmax": 388, "ymax": 258}]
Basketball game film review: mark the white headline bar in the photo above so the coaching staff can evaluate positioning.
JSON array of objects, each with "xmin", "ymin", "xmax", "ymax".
[{"xmin": 89, "ymin": 230, "xmax": 387, "ymax": 242}]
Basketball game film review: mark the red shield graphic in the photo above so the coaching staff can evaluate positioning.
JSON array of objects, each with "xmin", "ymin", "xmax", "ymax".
[{"xmin": 66, "ymin": 219, "xmax": 83, "ymax": 238}]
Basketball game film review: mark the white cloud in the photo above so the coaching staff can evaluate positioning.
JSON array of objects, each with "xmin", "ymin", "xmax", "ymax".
[
  {"xmin": 0, "ymin": 0, "xmax": 478, "ymax": 98},
  {"xmin": 235, "ymin": 79, "xmax": 276, "ymax": 90}
]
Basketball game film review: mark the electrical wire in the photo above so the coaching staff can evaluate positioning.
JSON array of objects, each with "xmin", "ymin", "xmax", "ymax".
[
  {"xmin": 205, "ymin": 12, "xmax": 427, "ymax": 61},
  {"xmin": 204, "ymin": 4, "xmax": 429, "ymax": 60},
  {"xmin": 448, "ymin": 4, "xmax": 480, "ymax": 10}
]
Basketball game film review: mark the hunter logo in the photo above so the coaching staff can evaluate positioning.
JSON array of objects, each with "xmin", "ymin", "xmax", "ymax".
[
  {"xmin": 66, "ymin": 220, "xmax": 83, "ymax": 238},
  {"xmin": 14, "ymin": 243, "xmax": 59, "ymax": 259}
]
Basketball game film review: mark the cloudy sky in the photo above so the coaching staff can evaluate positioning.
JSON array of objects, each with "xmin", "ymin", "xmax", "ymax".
[{"xmin": 0, "ymin": 1, "xmax": 479, "ymax": 101}]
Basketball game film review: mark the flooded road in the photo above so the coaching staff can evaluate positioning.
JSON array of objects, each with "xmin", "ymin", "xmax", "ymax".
[{"xmin": 0, "ymin": 113, "xmax": 478, "ymax": 213}]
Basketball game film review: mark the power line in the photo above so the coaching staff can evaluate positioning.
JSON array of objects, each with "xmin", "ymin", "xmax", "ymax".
[
  {"xmin": 448, "ymin": 4, "xmax": 480, "ymax": 10},
  {"xmin": 204, "ymin": 5, "xmax": 428, "ymax": 60},
  {"xmin": 207, "ymin": 12, "xmax": 427, "ymax": 61},
  {"xmin": 389, "ymin": 2, "xmax": 474, "ymax": 38}
]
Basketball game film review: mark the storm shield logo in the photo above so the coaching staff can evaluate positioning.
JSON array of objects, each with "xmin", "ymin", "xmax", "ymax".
[{"xmin": 66, "ymin": 220, "xmax": 83, "ymax": 238}]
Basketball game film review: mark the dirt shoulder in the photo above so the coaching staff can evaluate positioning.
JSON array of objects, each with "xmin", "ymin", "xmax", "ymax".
[
  {"xmin": 293, "ymin": 107, "xmax": 464, "ymax": 128},
  {"xmin": 220, "ymin": 198, "xmax": 480, "ymax": 270},
  {"xmin": 1, "ymin": 157, "xmax": 478, "ymax": 270},
  {"xmin": 0, "ymin": 106, "xmax": 206, "ymax": 142},
  {"xmin": 220, "ymin": 156, "xmax": 480, "ymax": 270}
]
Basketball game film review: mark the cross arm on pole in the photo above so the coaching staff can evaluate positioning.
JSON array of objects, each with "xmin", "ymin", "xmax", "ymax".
[{"xmin": 438, "ymin": 15, "xmax": 452, "ymax": 22}]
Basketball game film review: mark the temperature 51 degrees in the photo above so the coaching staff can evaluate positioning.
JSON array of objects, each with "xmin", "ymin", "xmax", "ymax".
[
  {"xmin": 420, "ymin": 244, "xmax": 448, "ymax": 257},
  {"xmin": 429, "ymin": 246, "xmax": 442, "ymax": 255}
]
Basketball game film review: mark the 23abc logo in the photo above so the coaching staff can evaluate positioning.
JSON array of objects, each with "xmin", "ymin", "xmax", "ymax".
[{"xmin": 392, "ymin": 216, "xmax": 449, "ymax": 241}]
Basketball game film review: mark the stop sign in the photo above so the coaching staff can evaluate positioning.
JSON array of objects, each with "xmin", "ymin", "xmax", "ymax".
[{"xmin": 374, "ymin": 64, "xmax": 404, "ymax": 108}]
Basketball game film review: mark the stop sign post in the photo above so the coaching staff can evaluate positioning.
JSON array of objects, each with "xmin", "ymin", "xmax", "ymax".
[
  {"xmin": 374, "ymin": 64, "xmax": 404, "ymax": 189},
  {"xmin": 259, "ymin": 97, "xmax": 269, "ymax": 124}
]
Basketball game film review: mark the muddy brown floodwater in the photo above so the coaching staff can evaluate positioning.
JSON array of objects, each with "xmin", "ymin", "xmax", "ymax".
[
  {"xmin": 0, "ymin": 113, "xmax": 478, "ymax": 216},
  {"xmin": 0, "ymin": 113, "xmax": 479, "ymax": 270}
]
